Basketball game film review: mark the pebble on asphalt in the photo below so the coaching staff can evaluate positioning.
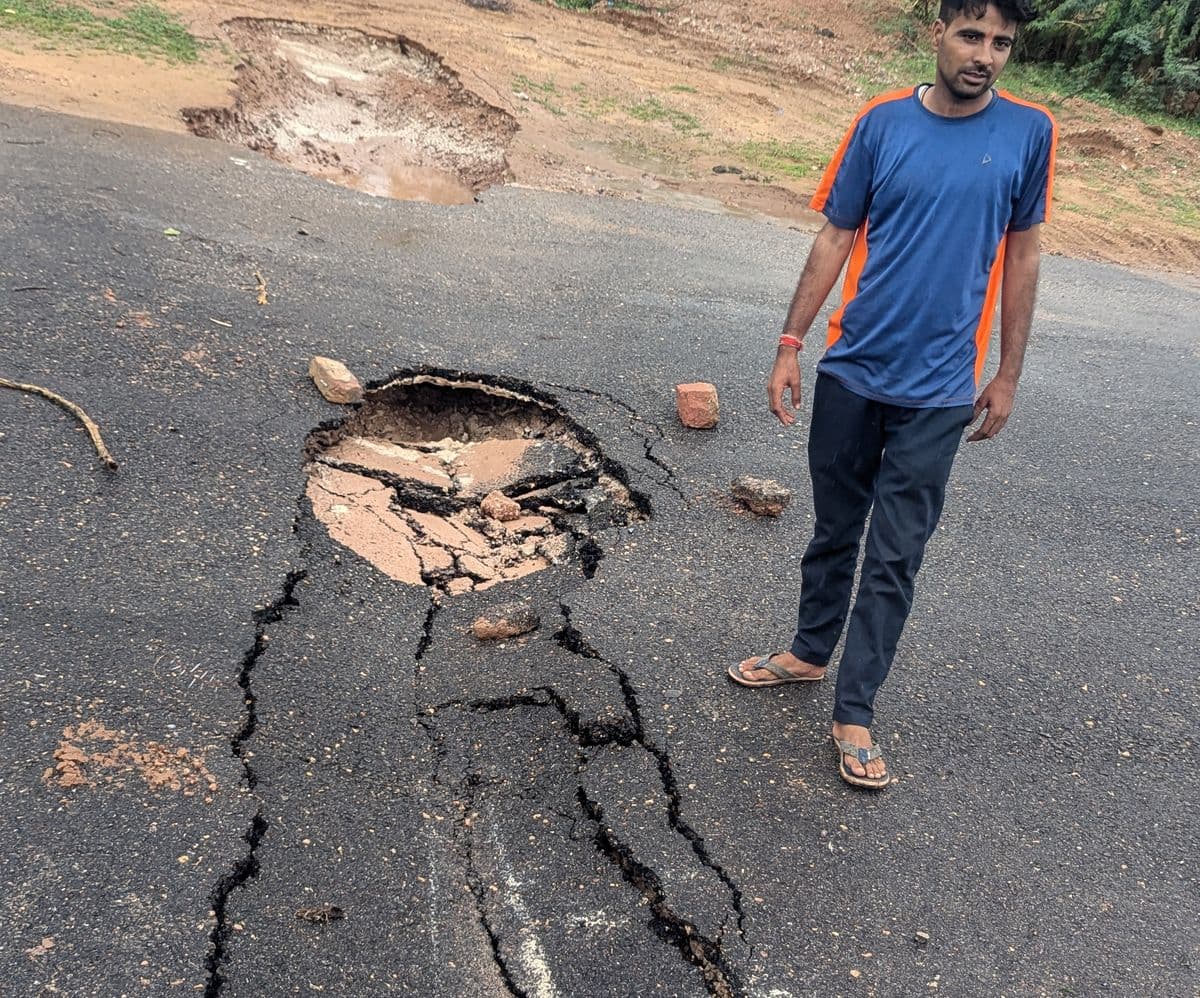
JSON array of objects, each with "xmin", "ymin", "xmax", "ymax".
[
  {"xmin": 731, "ymin": 474, "xmax": 792, "ymax": 516},
  {"xmin": 472, "ymin": 601, "xmax": 540, "ymax": 640}
]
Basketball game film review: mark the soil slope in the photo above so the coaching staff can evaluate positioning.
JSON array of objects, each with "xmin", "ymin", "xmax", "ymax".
[{"xmin": 1, "ymin": 0, "xmax": 1198, "ymax": 275}]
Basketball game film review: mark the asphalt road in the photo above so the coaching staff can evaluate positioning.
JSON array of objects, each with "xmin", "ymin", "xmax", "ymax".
[{"xmin": 1, "ymin": 104, "xmax": 1197, "ymax": 998}]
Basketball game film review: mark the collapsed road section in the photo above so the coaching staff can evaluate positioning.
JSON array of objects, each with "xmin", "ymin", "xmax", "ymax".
[
  {"xmin": 304, "ymin": 372, "xmax": 647, "ymax": 598},
  {"xmin": 184, "ymin": 19, "xmax": 518, "ymax": 204}
]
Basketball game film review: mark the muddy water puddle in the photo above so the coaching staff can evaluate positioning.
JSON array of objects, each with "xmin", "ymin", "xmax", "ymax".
[
  {"xmin": 305, "ymin": 374, "xmax": 645, "ymax": 596},
  {"xmin": 184, "ymin": 19, "xmax": 517, "ymax": 205},
  {"xmin": 327, "ymin": 161, "xmax": 474, "ymax": 204}
]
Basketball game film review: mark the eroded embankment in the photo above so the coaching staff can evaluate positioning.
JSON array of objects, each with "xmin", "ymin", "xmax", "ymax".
[{"xmin": 184, "ymin": 19, "xmax": 518, "ymax": 204}]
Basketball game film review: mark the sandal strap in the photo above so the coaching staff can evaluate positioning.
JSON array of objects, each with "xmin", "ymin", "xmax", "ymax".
[
  {"xmin": 747, "ymin": 654, "xmax": 793, "ymax": 680},
  {"xmin": 834, "ymin": 738, "xmax": 882, "ymax": 765}
]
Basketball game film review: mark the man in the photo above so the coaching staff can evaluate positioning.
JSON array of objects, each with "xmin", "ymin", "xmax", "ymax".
[{"xmin": 729, "ymin": 0, "xmax": 1056, "ymax": 790}]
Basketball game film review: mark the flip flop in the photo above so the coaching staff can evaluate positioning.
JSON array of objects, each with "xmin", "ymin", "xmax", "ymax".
[
  {"xmin": 831, "ymin": 735, "xmax": 891, "ymax": 790},
  {"xmin": 727, "ymin": 653, "xmax": 826, "ymax": 688}
]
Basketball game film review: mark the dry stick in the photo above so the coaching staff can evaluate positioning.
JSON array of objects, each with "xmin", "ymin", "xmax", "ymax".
[{"xmin": 0, "ymin": 378, "xmax": 118, "ymax": 470}]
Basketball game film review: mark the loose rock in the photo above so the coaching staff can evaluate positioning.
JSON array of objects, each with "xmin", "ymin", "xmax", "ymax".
[
  {"xmin": 309, "ymin": 356, "xmax": 363, "ymax": 404},
  {"xmin": 472, "ymin": 601, "xmax": 540, "ymax": 640},
  {"xmin": 731, "ymin": 475, "xmax": 792, "ymax": 517},
  {"xmin": 480, "ymin": 490, "xmax": 521, "ymax": 522},
  {"xmin": 675, "ymin": 382, "xmax": 719, "ymax": 429}
]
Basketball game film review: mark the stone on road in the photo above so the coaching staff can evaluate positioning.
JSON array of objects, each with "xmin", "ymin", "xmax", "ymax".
[
  {"xmin": 731, "ymin": 474, "xmax": 792, "ymax": 516},
  {"xmin": 309, "ymin": 355, "xmax": 364, "ymax": 403},
  {"xmin": 472, "ymin": 601, "xmax": 540, "ymax": 640}
]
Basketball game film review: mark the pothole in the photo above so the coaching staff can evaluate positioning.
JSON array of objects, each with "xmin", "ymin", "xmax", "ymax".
[
  {"xmin": 304, "ymin": 373, "xmax": 647, "ymax": 596},
  {"xmin": 183, "ymin": 19, "xmax": 518, "ymax": 205}
]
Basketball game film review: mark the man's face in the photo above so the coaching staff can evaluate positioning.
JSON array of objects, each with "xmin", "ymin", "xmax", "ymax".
[{"xmin": 933, "ymin": 4, "xmax": 1016, "ymax": 100}]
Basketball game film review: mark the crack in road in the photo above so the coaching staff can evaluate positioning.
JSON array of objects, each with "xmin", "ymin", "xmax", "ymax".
[
  {"xmin": 203, "ymin": 569, "xmax": 306, "ymax": 998},
  {"xmin": 418, "ymin": 604, "xmax": 747, "ymax": 996},
  {"xmin": 546, "ymin": 381, "xmax": 688, "ymax": 502},
  {"xmin": 554, "ymin": 604, "xmax": 748, "ymax": 947},
  {"xmin": 207, "ymin": 372, "xmax": 715, "ymax": 993}
]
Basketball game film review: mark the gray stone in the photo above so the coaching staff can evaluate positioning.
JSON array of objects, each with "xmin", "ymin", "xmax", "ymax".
[{"xmin": 731, "ymin": 474, "xmax": 792, "ymax": 517}]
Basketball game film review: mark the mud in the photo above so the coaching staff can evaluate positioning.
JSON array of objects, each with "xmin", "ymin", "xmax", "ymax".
[
  {"xmin": 5, "ymin": 1, "xmax": 1200, "ymax": 272},
  {"xmin": 304, "ymin": 373, "xmax": 643, "ymax": 595},
  {"xmin": 183, "ymin": 19, "xmax": 518, "ymax": 204}
]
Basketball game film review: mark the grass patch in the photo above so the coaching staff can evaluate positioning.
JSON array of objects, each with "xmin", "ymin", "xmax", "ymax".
[
  {"xmin": 1163, "ymin": 195, "xmax": 1200, "ymax": 229},
  {"xmin": 738, "ymin": 139, "xmax": 823, "ymax": 179},
  {"xmin": 712, "ymin": 52, "xmax": 768, "ymax": 73},
  {"xmin": 514, "ymin": 74, "xmax": 558, "ymax": 95},
  {"xmin": 626, "ymin": 96, "xmax": 702, "ymax": 134},
  {"xmin": 1001, "ymin": 61, "xmax": 1200, "ymax": 141},
  {"xmin": 577, "ymin": 93, "xmax": 619, "ymax": 120},
  {"xmin": 669, "ymin": 83, "xmax": 697, "ymax": 93},
  {"xmin": 0, "ymin": 0, "xmax": 200, "ymax": 62},
  {"xmin": 513, "ymin": 73, "xmax": 564, "ymax": 115}
]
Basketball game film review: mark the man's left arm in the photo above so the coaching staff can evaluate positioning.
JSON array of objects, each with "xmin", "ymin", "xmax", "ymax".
[{"xmin": 968, "ymin": 224, "xmax": 1041, "ymax": 443}]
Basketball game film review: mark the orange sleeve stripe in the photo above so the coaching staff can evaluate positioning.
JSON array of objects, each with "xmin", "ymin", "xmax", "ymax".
[
  {"xmin": 826, "ymin": 222, "xmax": 871, "ymax": 349},
  {"xmin": 973, "ymin": 234, "xmax": 1008, "ymax": 384},
  {"xmin": 810, "ymin": 88, "xmax": 914, "ymax": 213},
  {"xmin": 997, "ymin": 90, "xmax": 1058, "ymax": 222}
]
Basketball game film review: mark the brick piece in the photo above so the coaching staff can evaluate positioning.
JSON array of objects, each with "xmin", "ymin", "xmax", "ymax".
[{"xmin": 675, "ymin": 382, "xmax": 719, "ymax": 429}]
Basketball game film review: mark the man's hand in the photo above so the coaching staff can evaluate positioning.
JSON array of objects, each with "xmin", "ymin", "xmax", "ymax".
[
  {"xmin": 767, "ymin": 346, "xmax": 802, "ymax": 426},
  {"xmin": 968, "ymin": 375, "xmax": 1017, "ymax": 442}
]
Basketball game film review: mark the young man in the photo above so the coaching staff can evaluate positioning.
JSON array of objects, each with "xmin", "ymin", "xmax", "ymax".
[{"xmin": 729, "ymin": 0, "xmax": 1056, "ymax": 789}]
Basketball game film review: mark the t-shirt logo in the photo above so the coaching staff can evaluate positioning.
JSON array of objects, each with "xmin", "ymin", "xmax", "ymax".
[{"xmin": 981, "ymin": 153, "xmax": 993, "ymax": 165}]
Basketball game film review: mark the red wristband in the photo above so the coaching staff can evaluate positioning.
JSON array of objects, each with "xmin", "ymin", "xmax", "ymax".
[{"xmin": 778, "ymin": 335, "xmax": 803, "ymax": 350}]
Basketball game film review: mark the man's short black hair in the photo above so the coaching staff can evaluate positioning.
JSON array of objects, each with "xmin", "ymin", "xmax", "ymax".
[{"xmin": 937, "ymin": 0, "xmax": 1038, "ymax": 25}]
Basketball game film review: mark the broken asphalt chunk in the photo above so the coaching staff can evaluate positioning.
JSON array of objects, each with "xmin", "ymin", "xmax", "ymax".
[
  {"xmin": 731, "ymin": 474, "xmax": 792, "ymax": 517},
  {"xmin": 472, "ymin": 601, "xmax": 540, "ymax": 641}
]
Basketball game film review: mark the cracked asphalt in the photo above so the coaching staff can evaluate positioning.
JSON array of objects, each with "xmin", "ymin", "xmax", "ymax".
[{"xmin": 1, "ymin": 104, "xmax": 1197, "ymax": 998}]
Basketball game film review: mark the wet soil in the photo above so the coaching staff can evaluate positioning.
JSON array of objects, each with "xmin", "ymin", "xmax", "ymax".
[
  {"xmin": 183, "ymin": 19, "xmax": 517, "ymax": 204},
  {"xmin": 1, "ymin": 0, "xmax": 1198, "ymax": 274},
  {"xmin": 304, "ymin": 373, "xmax": 644, "ymax": 595}
]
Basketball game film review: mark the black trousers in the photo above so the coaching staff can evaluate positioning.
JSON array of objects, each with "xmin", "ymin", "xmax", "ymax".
[{"xmin": 790, "ymin": 374, "xmax": 973, "ymax": 727}]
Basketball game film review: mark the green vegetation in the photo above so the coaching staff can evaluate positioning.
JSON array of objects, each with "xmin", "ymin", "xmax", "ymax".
[
  {"xmin": 669, "ymin": 83, "xmax": 698, "ymax": 93},
  {"xmin": 737, "ymin": 139, "xmax": 824, "ymax": 179},
  {"xmin": 1022, "ymin": 0, "xmax": 1200, "ymax": 118},
  {"xmin": 712, "ymin": 52, "xmax": 768, "ymax": 73},
  {"xmin": 891, "ymin": 1, "xmax": 1199, "ymax": 121},
  {"xmin": 513, "ymin": 74, "xmax": 565, "ymax": 115},
  {"xmin": 0, "ymin": 0, "xmax": 200, "ymax": 62},
  {"xmin": 1164, "ymin": 193, "xmax": 1200, "ymax": 227},
  {"xmin": 625, "ymin": 96, "xmax": 702, "ymax": 134}
]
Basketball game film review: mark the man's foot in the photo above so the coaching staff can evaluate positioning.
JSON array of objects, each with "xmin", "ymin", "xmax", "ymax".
[
  {"xmin": 831, "ymin": 721, "xmax": 890, "ymax": 788},
  {"xmin": 727, "ymin": 651, "xmax": 826, "ymax": 687}
]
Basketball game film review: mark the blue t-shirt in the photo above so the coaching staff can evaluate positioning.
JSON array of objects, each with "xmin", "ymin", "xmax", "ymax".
[{"xmin": 810, "ymin": 86, "xmax": 1057, "ymax": 408}]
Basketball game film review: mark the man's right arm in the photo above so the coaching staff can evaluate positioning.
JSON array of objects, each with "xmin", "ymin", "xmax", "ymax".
[{"xmin": 768, "ymin": 221, "xmax": 857, "ymax": 426}]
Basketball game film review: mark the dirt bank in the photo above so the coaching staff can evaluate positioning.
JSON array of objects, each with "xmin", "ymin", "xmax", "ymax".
[{"xmin": 2, "ymin": 0, "xmax": 1198, "ymax": 276}]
